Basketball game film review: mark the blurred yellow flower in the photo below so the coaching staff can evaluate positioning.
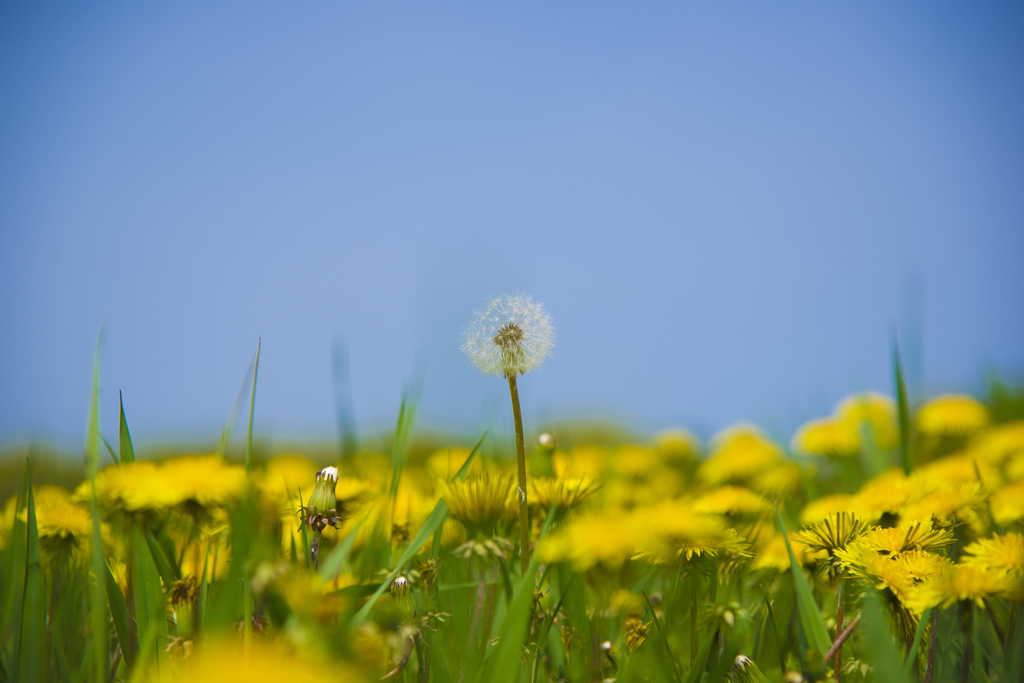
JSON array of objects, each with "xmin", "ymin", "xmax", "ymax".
[
  {"xmin": 969, "ymin": 421, "xmax": 1024, "ymax": 467},
  {"xmin": 991, "ymin": 481, "xmax": 1024, "ymax": 526},
  {"xmin": 438, "ymin": 473, "xmax": 516, "ymax": 537},
  {"xmin": 836, "ymin": 393, "xmax": 898, "ymax": 450},
  {"xmin": 693, "ymin": 486, "xmax": 771, "ymax": 518},
  {"xmin": 528, "ymin": 476, "xmax": 600, "ymax": 515},
  {"xmin": 960, "ymin": 532, "xmax": 1024, "ymax": 577},
  {"xmin": 793, "ymin": 418, "xmax": 861, "ymax": 457},
  {"xmin": 553, "ymin": 446, "xmax": 608, "ymax": 479},
  {"xmin": 652, "ymin": 427, "xmax": 700, "ymax": 464},
  {"xmin": 909, "ymin": 564, "xmax": 1024, "ymax": 611},
  {"xmin": 699, "ymin": 425, "xmax": 785, "ymax": 487},
  {"xmin": 916, "ymin": 395, "xmax": 989, "ymax": 438}
]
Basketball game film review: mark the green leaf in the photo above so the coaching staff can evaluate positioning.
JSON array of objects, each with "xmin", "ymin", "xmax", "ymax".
[
  {"xmin": 775, "ymin": 501, "xmax": 831, "ymax": 658},
  {"xmin": 861, "ymin": 589, "xmax": 912, "ymax": 683},
  {"xmin": 119, "ymin": 391, "xmax": 135, "ymax": 464},
  {"xmin": 16, "ymin": 482, "xmax": 45, "ymax": 683},
  {"xmin": 347, "ymin": 431, "xmax": 487, "ymax": 627},
  {"xmin": 104, "ymin": 559, "xmax": 134, "ymax": 669}
]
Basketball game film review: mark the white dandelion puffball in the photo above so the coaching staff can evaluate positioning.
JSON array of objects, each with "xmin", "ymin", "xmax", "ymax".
[{"xmin": 463, "ymin": 294, "xmax": 555, "ymax": 377}]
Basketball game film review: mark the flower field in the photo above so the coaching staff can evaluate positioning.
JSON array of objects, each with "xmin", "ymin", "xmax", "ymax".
[{"xmin": 2, "ymin": 379, "xmax": 1024, "ymax": 682}]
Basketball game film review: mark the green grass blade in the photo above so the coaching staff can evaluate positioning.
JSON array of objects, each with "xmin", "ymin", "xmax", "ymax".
[
  {"xmin": 348, "ymin": 431, "xmax": 486, "ymax": 626},
  {"xmin": 774, "ymin": 501, "xmax": 831, "ymax": 658},
  {"xmin": 643, "ymin": 589, "xmax": 681, "ymax": 683},
  {"xmin": 144, "ymin": 530, "xmax": 180, "ymax": 588},
  {"xmin": 215, "ymin": 352, "xmax": 258, "ymax": 459},
  {"xmin": 684, "ymin": 618, "xmax": 721, "ymax": 683},
  {"xmin": 483, "ymin": 507, "xmax": 557, "ymax": 683},
  {"xmin": 893, "ymin": 335, "xmax": 912, "ymax": 474},
  {"xmin": 762, "ymin": 586, "xmax": 787, "ymax": 673},
  {"xmin": 245, "ymin": 338, "xmax": 260, "ymax": 475},
  {"xmin": 451, "ymin": 431, "xmax": 487, "ymax": 482},
  {"xmin": 349, "ymin": 501, "xmax": 450, "ymax": 627},
  {"xmin": 318, "ymin": 520, "xmax": 364, "ymax": 582},
  {"xmin": 198, "ymin": 543, "xmax": 211, "ymax": 632},
  {"xmin": 1, "ymin": 461, "xmax": 29, "ymax": 664},
  {"xmin": 132, "ymin": 527, "xmax": 167, "ymax": 672},
  {"xmin": 861, "ymin": 589, "xmax": 912, "ymax": 683},
  {"xmin": 119, "ymin": 391, "xmax": 135, "ymax": 464},
  {"xmin": 100, "ymin": 433, "xmax": 120, "ymax": 465},
  {"xmin": 86, "ymin": 328, "xmax": 110, "ymax": 681},
  {"xmin": 17, "ymin": 482, "xmax": 45, "ymax": 683},
  {"xmin": 904, "ymin": 607, "xmax": 930, "ymax": 672},
  {"xmin": 104, "ymin": 559, "xmax": 133, "ymax": 669}
]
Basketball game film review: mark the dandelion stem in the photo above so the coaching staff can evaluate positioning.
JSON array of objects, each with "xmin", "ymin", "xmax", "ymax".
[
  {"xmin": 835, "ymin": 575, "xmax": 844, "ymax": 683},
  {"xmin": 824, "ymin": 613, "xmax": 861, "ymax": 662},
  {"xmin": 507, "ymin": 374, "xmax": 530, "ymax": 577},
  {"xmin": 924, "ymin": 608, "xmax": 938, "ymax": 683}
]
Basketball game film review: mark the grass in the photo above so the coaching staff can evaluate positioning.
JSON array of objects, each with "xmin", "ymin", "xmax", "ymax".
[{"xmin": 1, "ymin": 349, "xmax": 1023, "ymax": 683}]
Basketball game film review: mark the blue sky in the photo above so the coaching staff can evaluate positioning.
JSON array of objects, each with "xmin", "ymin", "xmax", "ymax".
[{"xmin": 2, "ymin": 2, "xmax": 1022, "ymax": 450}]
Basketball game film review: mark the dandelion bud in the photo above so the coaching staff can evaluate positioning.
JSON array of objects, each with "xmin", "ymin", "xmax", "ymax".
[
  {"xmin": 731, "ymin": 655, "xmax": 773, "ymax": 683},
  {"xmin": 538, "ymin": 433, "xmax": 555, "ymax": 448},
  {"xmin": 390, "ymin": 576, "xmax": 413, "ymax": 621},
  {"xmin": 307, "ymin": 466, "xmax": 338, "ymax": 513}
]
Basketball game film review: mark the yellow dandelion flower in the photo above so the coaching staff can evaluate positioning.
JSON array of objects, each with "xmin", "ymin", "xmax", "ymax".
[
  {"xmin": 916, "ymin": 395, "xmax": 989, "ymax": 438},
  {"xmin": 751, "ymin": 533, "xmax": 824, "ymax": 572},
  {"xmin": 79, "ymin": 460, "xmax": 161, "ymax": 514},
  {"xmin": 900, "ymin": 483, "xmax": 986, "ymax": 532},
  {"xmin": 28, "ymin": 485, "xmax": 91, "ymax": 540},
  {"xmin": 909, "ymin": 564, "xmax": 1024, "ymax": 611},
  {"xmin": 853, "ymin": 522, "xmax": 954, "ymax": 558},
  {"xmin": 538, "ymin": 509, "xmax": 651, "ymax": 571},
  {"xmin": 258, "ymin": 454, "xmax": 318, "ymax": 503},
  {"xmin": 613, "ymin": 446, "xmax": 660, "ymax": 478},
  {"xmin": 915, "ymin": 454, "xmax": 1000, "ymax": 490},
  {"xmin": 528, "ymin": 476, "xmax": 600, "ymax": 515},
  {"xmin": 553, "ymin": 445, "xmax": 608, "ymax": 479},
  {"xmin": 635, "ymin": 501, "xmax": 750, "ymax": 564},
  {"xmin": 437, "ymin": 473, "xmax": 516, "ymax": 538},
  {"xmin": 652, "ymin": 427, "xmax": 700, "ymax": 464},
  {"xmin": 961, "ymin": 532, "xmax": 1024, "ymax": 577},
  {"xmin": 155, "ymin": 455, "xmax": 248, "ymax": 511},
  {"xmin": 853, "ymin": 468, "xmax": 914, "ymax": 521},
  {"xmin": 699, "ymin": 425, "xmax": 785, "ymax": 487},
  {"xmin": 625, "ymin": 616, "xmax": 652, "ymax": 653},
  {"xmin": 153, "ymin": 639, "xmax": 367, "ymax": 683},
  {"xmin": 969, "ymin": 421, "xmax": 1024, "ymax": 467},
  {"xmin": 793, "ymin": 418, "xmax": 861, "ymax": 458},
  {"xmin": 991, "ymin": 482, "xmax": 1024, "ymax": 526},
  {"xmin": 800, "ymin": 493, "xmax": 860, "ymax": 525},
  {"xmin": 426, "ymin": 448, "xmax": 482, "ymax": 481},
  {"xmin": 750, "ymin": 461, "xmax": 803, "ymax": 496},
  {"xmin": 693, "ymin": 486, "xmax": 772, "ymax": 518},
  {"xmin": 797, "ymin": 513, "xmax": 868, "ymax": 559},
  {"xmin": 836, "ymin": 393, "xmax": 898, "ymax": 450}
]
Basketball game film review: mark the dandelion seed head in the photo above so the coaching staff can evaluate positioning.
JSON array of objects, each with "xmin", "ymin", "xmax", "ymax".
[{"xmin": 462, "ymin": 294, "xmax": 555, "ymax": 377}]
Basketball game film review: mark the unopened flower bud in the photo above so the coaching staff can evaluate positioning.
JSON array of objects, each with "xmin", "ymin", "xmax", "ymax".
[
  {"xmin": 307, "ymin": 466, "xmax": 338, "ymax": 513},
  {"xmin": 390, "ymin": 575, "xmax": 413, "ymax": 620}
]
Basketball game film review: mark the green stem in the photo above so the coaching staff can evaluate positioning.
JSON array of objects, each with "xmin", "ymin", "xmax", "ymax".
[
  {"xmin": 835, "ymin": 575, "xmax": 844, "ymax": 683},
  {"xmin": 508, "ymin": 375, "xmax": 530, "ymax": 577},
  {"xmin": 924, "ymin": 608, "xmax": 938, "ymax": 683}
]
